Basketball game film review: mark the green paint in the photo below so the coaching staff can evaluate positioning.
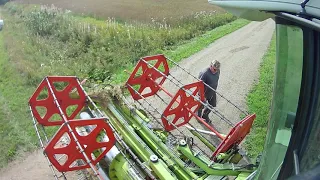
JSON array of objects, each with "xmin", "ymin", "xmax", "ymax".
[
  {"xmin": 106, "ymin": 103, "xmax": 177, "ymax": 180},
  {"xmin": 109, "ymin": 154, "xmax": 131, "ymax": 180},
  {"xmin": 149, "ymin": 159, "xmax": 177, "ymax": 180},
  {"xmin": 189, "ymin": 130, "xmax": 216, "ymax": 152},
  {"xmin": 198, "ymin": 174, "xmax": 209, "ymax": 180},
  {"xmin": 235, "ymin": 172, "xmax": 251, "ymax": 180},
  {"xmin": 88, "ymin": 92, "xmax": 256, "ymax": 179},
  {"xmin": 133, "ymin": 108, "xmax": 199, "ymax": 179},
  {"xmin": 215, "ymin": 149, "xmax": 240, "ymax": 164},
  {"xmin": 117, "ymin": 103, "xmax": 198, "ymax": 180},
  {"xmin": 177, "ymin": 145, "xmax": 255, "ymax": 176},
  {"xmin": 106, "ymin": 106, "xmax": 150, "ymax": 161},
  {"xmin": 153, "ymin": 130, "xmax": 168, "ymax": 143}
]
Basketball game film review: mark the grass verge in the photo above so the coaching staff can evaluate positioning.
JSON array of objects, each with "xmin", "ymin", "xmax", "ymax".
[
  {"xmin": 0, "ymin": 28, "xmax": 38, "ymax": 168},
  {"xmin": 245, "ymin": 33, "xmax": 276, "ymax": 158},
  {"xmin": 113, "ymin": 19, "xmax": 249, "ymax": 83}
]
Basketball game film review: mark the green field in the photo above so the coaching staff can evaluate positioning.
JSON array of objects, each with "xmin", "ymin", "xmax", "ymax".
[
  {"xmin": 0, "ymin": 27, "xmax": 38, "ymax": 165},
  {"xmin": 245, "ymin": 34, "xmax": 276, "ymax": 158},
  {"xmin": 0, "ymin": 2, "xmax": 249, "ymax": 167},
  {"xmin": 13, "ymin": 0, "xmax": 224, "ymax": 22}
]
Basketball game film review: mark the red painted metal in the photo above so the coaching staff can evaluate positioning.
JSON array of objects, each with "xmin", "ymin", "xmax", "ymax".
[
  {"xmin": 126, "ymin": 55, "xmax": 225, "ymax": 136},
  {"xmin": 126, "ymin": 54, "xmax": 169, "ymax": 100},
  {"xmin": 45, "ymin": 118, "xmax": 116, "ymax": 172},
  {"xmin": 212, "ymin": 114, "xmax": 256, "ymax": 159},
  {"xmin": 162, "ymin": 81, "xmax": 205, "ymax": 131},
  {"xmin": 148, "ymin": 77, "xmax": 224, "ymax": 138},
  {"xmin": 29, "ymin": 76, "xmax": 86, "ymax": 126},
  {"xmin": 192, "ymin": 110, "xmax": 225, "ymax": 140}
]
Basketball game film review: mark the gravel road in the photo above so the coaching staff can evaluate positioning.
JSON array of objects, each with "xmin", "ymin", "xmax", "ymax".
[
  {"xmin": 164, "ymin": 18, "xmax": 275, "ymax": 133},
  {"xmin": 0, "ymin": 19, "xmax": 275, "ymax": 180}
]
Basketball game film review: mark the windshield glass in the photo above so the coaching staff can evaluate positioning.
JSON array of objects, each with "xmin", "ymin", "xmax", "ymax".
[
  {"xmin": 299, "ymin": 31, "xmax": 320, "ymax": 174},
  {"xmin": 256, "ymin": 24, "xmax": 303, "ymax": 179}
]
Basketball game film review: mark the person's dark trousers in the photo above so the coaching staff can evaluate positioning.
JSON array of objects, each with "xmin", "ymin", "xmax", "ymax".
[{"xmin": 197, "ymin": 93, "xmax": 216, "ymax": 122}]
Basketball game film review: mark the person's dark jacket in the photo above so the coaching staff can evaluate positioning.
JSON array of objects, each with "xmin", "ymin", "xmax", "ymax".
[{"xmin": 199, "ymin": 68, "xmax": 220, "ymax": 99}]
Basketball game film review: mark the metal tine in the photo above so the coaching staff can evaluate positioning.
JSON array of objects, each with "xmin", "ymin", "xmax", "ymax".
[
  {"xmin": 144, "ymin": 57, "xmax": 233, "ymax": 126},
  {"xmin": 57, "ymin": 172, "xmax": 68, "ymax": 180},
  {"xmin": 56, "ymin": 154, "xmax": 68, "ymax": 164},
  {"xmin": 122, "ymin": 96, "xmax": 186, "ymax": 159},
  {"xmin": 40, "ymin": 125, "xmax": 50, "ymax": 143},
  {"xmin": 152, "ymin": 90, "xmax": 215, "ymax": 156},
  {"xmin": 29, "ymin": 105, "xmax": 60, "ymax": 180},
  {"xmin": 69, "ymin": 161, "xmax": 80, "ymax": 168},
  {"xmin": 126, "ymin": 83, "xmax": 212, "ymax": 158},
  {"xmin": 149, "ymin": 97, "xmax": 214, "ymax": 158},
  {"xmin": 167, "ymin": 73, "xmax": 234, "ymax": 127},
  {"xmin": 86, "ymin": 105, "xmax": 155, "ymax": 180},
  {"xmin": 140, "ymin": 58, "xmax": 234, "ymax": 127},
  {"xmin": 137, "ymin": 99, "xmax": 211, "ymax": 158},
  {"xmin": 166, "ymin": 68, "xmax": 234, "ymax": 127},
  {"xmin": 166, "ymin": 57, "xmax": 249, "ymax": 116},
  {"xmin": 76, "ymin": 170, "xmax": 88, "ymax": 180},
  {"xmin": 38, "ymin": 124, "xmax": 68, "ymax": 180},
  {"xmin": 76, "ymin": 78, "xmax": 155, "ymax": 180},
  {"xmin": 77, "ymin": 175, "xmax": 88, "ymax": 180},
  {"xmin": 45, "ymin": 77, "xmax": 102, "ymax": 179},
  {"xmin": 129, "ymin": 59, "xmax": 227, "ymax": 139},
  {"xmin": 140, "ymin": 58, "xmax": 232, "ymax": 124}
]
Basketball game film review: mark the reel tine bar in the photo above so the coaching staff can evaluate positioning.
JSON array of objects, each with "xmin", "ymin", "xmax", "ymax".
[
  {"xmin": 29, "ymin": 76, "xmax": 86, "ymax": 126},
  {"xmin": 126, "ymin": 55, "xmax": 225, "ymax": 139},
  {"xmin": 45, "ymin": 118, "xmax": 116, "ymax": 172},
  {"xmin": 126, "ymin": 54, "xmax": 169, "ymax": 100},
  {"xmin": 28, "ymin": 76, "xmax": 116, "ymax": 176},
  {"xmin": 162, "ymin": 81, "xmax": 205, "ymax": 131}
]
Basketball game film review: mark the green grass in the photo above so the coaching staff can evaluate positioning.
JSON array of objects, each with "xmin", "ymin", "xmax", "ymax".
[
  {"xmin": 165, "ymin": 19, "xmax": 249, "ymax": 60},
  {"xmin": 112, "ymin": 19, "xmax": 249, "ymax": 83},
  {"xmin": 0, "ymin": 29, "xmax": 38, "ymax": 168},
  {"xmin": 15, "ymin": 0, "xmax": 224, "ymax": 22},
  {"xmin": 0, "ymin": 2, "xmax": 249, "ymax": 167},
  {"xmin": 245, "ymin": 33, "xmax": 276, "ymax": 158}
]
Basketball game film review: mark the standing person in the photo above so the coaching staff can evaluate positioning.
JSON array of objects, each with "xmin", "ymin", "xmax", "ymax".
[{"xmin": 197, "ymin": 60, "xmax": 221, "ymax": 123}]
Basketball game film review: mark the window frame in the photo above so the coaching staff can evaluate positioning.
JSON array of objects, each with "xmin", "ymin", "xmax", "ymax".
[{"xmin": 275, "ymin": 14, "xmax": 320, "ymax": 179}]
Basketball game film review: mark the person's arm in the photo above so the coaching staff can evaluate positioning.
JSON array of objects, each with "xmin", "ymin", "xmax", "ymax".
[
  {"xmin": 213, "ymin": 72, "xmax": 220, "ymax": 90},
  {"xmin": 199, "ymin": 71, "xmax": 208, "ymax": 101},
  {"xmin": 199, "ymin": 71, "xmax": 207, "ymax": 83}
]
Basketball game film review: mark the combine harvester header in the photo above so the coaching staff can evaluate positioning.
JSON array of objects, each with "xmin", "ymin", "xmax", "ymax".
[{"xmin": 28, "ymin": 55, "xmax": 256, "ymax": 180}]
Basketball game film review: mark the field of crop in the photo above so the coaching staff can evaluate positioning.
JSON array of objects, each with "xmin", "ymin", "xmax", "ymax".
[{"xmin": 13, "ymin": 0, "xmax": 224, "ymax": 22}]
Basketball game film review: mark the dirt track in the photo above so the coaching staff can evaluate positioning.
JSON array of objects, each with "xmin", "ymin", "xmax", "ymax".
[
  {"xmin": 139, "ymin": 18, "xmax": 275, "ymax": 153},
  {"xmin": 0, "ymin": 19, "xmax": 275, "ymax": 180},
  {"xmin": 169, "ymin": 18, "xmax": 275, "ymax": 134}
]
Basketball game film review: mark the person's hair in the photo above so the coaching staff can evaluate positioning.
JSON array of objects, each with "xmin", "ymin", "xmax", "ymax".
[{"xmin": 211, "ymin": 60, "xmax": 221, "ymax": 69}]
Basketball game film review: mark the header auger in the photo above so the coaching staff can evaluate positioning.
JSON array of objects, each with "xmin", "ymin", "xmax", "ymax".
[{"xmin": 29, "ymin": 54, "xmax": 257, "ymax": 180}]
